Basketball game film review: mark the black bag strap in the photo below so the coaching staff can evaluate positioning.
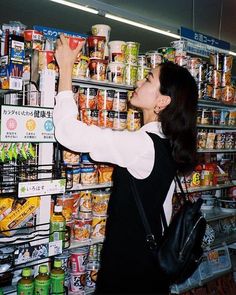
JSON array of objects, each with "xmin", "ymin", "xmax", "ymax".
[{"xmin": 129, "ymin": 174, "xmax": 188, "ymax": 249}]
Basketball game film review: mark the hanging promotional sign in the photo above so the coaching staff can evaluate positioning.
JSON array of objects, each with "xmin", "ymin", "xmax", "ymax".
[{"xmin": 0, "ymin": 105, "xmax": 56, "ymax": 142}]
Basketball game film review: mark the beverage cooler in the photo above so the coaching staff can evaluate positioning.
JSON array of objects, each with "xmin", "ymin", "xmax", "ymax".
[{"xmin": 0, "ymin": 20, "xmax": 236, "ymax": 295}]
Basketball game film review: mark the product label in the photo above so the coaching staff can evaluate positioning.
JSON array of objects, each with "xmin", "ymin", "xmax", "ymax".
[
  {"xmin": 50, "ymin": 221, "xmax": 65, "ymax": 242},
  {"xmin": 51, "ymin": 273, "xmax": 65, "ymax": 293},
  {"xmin": 17, "ymin": 282, "xmax": 34, "ymax": 295},
  {"xmin": 34, "ymin": 278, "xmax": 51, "ymax": 295}
]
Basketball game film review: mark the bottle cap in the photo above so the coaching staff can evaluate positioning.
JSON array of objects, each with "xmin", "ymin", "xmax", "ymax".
[
  {"xmin": 54, "ymin": 205, "xmax": 63, "ymax": 213},
  {"xmin": 39, "ymin": 265, "xmax": 48, "ymax": 274},
  {"xmin": 54, "ymin": 259, "xmax": 62, "ymax": 268},
  {"xmin": 22, "ymin": 268, "xmax": 32, "ymax": 277}
]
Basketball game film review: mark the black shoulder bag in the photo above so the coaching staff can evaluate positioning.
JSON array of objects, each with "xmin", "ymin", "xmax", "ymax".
[{"xmin": 130, "ymin": 175, "xmax": 206, "ymax": 284}]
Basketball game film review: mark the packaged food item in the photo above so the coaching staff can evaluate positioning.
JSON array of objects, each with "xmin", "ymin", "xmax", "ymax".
[
  {"xmin": 125, "ymin": 42, "xmax": 140, "ymax": 64},
  {"xmin": 0, "ymin": 197, "xmax": 40, "ymax": 236},
  {"xmin": 108, "ymin": 40, "xmax": 126, "ymax": 62},
  {"xmin": 73, "ymin": 218, "xmax": 92, "ymax": 241},
  {"xmin": 222, "ymin": 55, "xmax": 233, "ymax": 72},
  {"xmin": 72, "ymin": 55, "xmax": 89, "ymax": 78},
  {"xmin": 50, "ymin": 259, "xmax": 65, "ymax": 294},
  {"xmin": 34, "ymin": 265, "xmax": 50, "ymax": 295},
  {"xmin": 78, "ymin": 87, "xmax": 97, "ymax": 110},
  {"xmin": 124, "ymin": 63, "xmax": 138, "ymax": 86},
  {"xmin": 66, "ymin": 167, "xmax": 80, "ymax": 187},
  {"xmin": 113, "ymin": 111, "xmax": 127, "ymax": 130},
  {"xmin": 197, "ymin": 131, "xmax": 207, "ymax": 149},
  {"xmin": 215, "ymin": 133, "xmax": 225, "ymax": 149},
  {"xmin": 127, "ymin": 109, "xmax": 142, "ymax": 131},
  {"xmin": 205, "ymin": 132, "xmax": 216, "ymax": 149},
  {"xmin": 24, "ymin": 30, "xmax": 44, "ymax": 50},
  {"xmin": 98, "ymin": 165, "xmax": 114, "ymax": 184},
  {"xmin": 49, "ymin": 205, "xmax": 66, "ymax": 247},
  {"xmin": 80, "ymin": 109, "xmax": 98, "ymax": 126},
  {"xmin": 79, "ymin": 190, "xmax": 92, "ymax": 212},
  {"xmin": 209, "ymin": 53, "xmax": 224, "ymax": 70},
  {"xmin": 87, "ymin": 36, "xmax": 106, "ymax": 59},
  {"xmin": 228, "ymin": 110, "xmax": 236, "ymax": 126},
  {"xmin": 224, "ymin": 133, "xmax": 234, "ymax": 149},
  {"xmin": 107, "ymin": 62, "xmax": 125, "ymax": 84},
  {"xmin": 157, "ymin": 47, "xmax": 175, "ymax": 62},
  {"xmin": 92, "ymin": 191, "xmax": 110, "ymax": 216},
  {"xmin": 112, "ymin": 91, "xmax": 128, "ymax": 112},
  {"xmin": 70, "ymin": 247, "xmax": 89, "ymax": 273},
  {"xmin": 212, "ymin": 87, "xmax": 222, "ymax": 100},
  {"xmin": 63, "ymin": 150, "xmax": 80, "ymax": 165},
  {"xmin": 85, "ymin": 261, "xmax": 100, "ymax": 290},
  {"xmin": 89, "ymin": 58, "xmax": 108, "ymax": 80},
  {"xmin": 97, "ymin": 89, "xmax": 115, "ymax": 110},
  {"xmin": 98, "ymin": 110, "xmax": 114, "ymax": 128},
  {"xmin": 57, "ymin": 193, "xmax": 74, "ymax": 222},
  {"xmin": 145, "ymin": 51, "xmax": 162, "ymax": 68},
  {"xmin": 38, "ymin": 50, "xmax": 56, "ymax": 71},
  {"xmin": 91, "ymin": 24, "xmax": 111, "ymax": 43},
  {"xmin": 65, "ymin": 36, "xmax": 85, "ymax": 50},
  {"xmin": 221, "ymin": 86, "xmax": 235, "ymax": 104},
  {"xmin": 69, "ymin": 272, "xmax": 86, "ymax": 293},
  {"xmin": 137, "ymin": 64, "xmax": 150, "ymax": 81},
  {"xmin": 211, "ymin": 109, "xmax": 221, "ymax": 125},
  {"xmin": 174, "ymin": 55, "xmax": 189, "ymax": 67},
  {"xmin": 80, "ymin": 165, "xmax": 98, "ymax": 185},
  {"xmin": 220, "ymin": 110, "xmax": 229, "ymax": 125},
  {"xmin": 80, "ymin": 153, "xmax": 94, "ymax": 164},
  {"xmin": 221, "ymin": 70, "xmax": 231, "ymax": 87},
  {"xmin": 200, "ymin": 109, "xmax": 212, "ymax": 125},
  {"xmin": 91, "ymin": 215, "xmax": 107, "ymax": 239},
  {"xmin": 17, "ymin": 267, "xmax": 34, "ymax": 295},
  {"xmin": 0, "ymin": 197, "xmax": 14, "ymax": 221}
]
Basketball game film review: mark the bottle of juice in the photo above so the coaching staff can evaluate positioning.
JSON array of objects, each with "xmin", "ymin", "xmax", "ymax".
[
  {"xmin": 50, "ymin": 260, "xmax": 65, "ymax": 294},
  {"xmin": 17, "ymin": 267, "xmax": 34, "ymax": 295},
  {"xmin": 49, "ymin": 205, "xmax": 66, "ymax": 247},
  {"xmin": 34, "ymin": 265, "xmax": 50, "ymax": 295}
]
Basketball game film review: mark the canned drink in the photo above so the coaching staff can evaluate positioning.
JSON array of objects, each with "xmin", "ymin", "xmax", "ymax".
[
  {"xmin": 112, "ymin": 91, "xmax": 128, "ymax": 112},
  {"xmin": 125, "ymin": 42, "xmax": 140, "ymax": 64},
  {"xmin": 113, "ymin": 111, "xmax": 127, "ymax": 131},
  {"xmin": 79, "ymin": 87, "xmax": 97, "ymax": 110},
  {"xmin": 137, "ymin": 65, "xmax": 150, "ymax": 81},
  {"xmin": 80, "ymin": 109, "xmax": 98, "ymax": 126},
  {"xmin": 124, "ymin": 63, "xmax": 138, "ymax": 86},
  {"xmin": 145, "ymin": 51, "xmax": 162, "ymax": 68},
  {"xmin": 127, "ymin": 109, "xmax": 142, "ymax": 131},
  {"xmin": 69, "ymin": 271, "xmax": 86, "ymax": 292},
  {"xmin": 73, "ymin": 218, "xmax": 92, "ymax": 242},
  {"xmin": 98, "ymin": 110, "xmax": 114, "ymax": 128},
  {"xmin": 70, "ymin": 247, "xmax": 89, "ymax": 273}
]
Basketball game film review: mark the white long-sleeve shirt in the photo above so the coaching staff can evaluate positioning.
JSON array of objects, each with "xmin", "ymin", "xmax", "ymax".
[{"xmin": 53, "ymin": 90, "xmax": 175, "ymax": 223}]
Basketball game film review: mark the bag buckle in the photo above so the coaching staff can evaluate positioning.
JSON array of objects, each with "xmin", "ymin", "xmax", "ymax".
[{"xmin": 146, "ymin": 234, "xmax": 157, "ymax": 250}]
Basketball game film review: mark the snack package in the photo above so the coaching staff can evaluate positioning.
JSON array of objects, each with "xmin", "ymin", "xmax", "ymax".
[
  {"xmin": 98, "ymin": 165, "xmax": 114, "ymax": 184},
  {"xmin": 0, "ymin": 197, "xmax": 40, "ymax": 236},
  {"xmin": 0, "ymin": 197, "xmax": 14, "ymax": 221}
]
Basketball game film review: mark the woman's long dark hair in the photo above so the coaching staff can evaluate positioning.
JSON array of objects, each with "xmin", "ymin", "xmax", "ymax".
[{"xmin": 158, "ymin": 62, "xmax": 198, "ymax": 175}]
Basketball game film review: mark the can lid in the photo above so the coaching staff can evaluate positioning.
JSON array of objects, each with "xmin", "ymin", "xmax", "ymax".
[
  {"xmin": 39, "ymin": 265, "xmax": 48, "ymax": 274},
  {"xmin": 54, "ymin": 205, "xmax": 63, "ymax": 213},
  {"xmin": 54, "ymin": 259, "xmax": 62, "ymax": 268},
  {"xmin": 22, "ymin": 267, "xmax": 32, "ymax": 277}
]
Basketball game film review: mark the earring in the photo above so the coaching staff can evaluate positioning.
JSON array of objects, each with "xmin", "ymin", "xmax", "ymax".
[{"xmin": 154, "ymin": 106, "xmax": 160, "ymax": 115}]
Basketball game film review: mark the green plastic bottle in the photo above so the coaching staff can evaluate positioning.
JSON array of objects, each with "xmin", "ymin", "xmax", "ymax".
[
  {"xmin": 17, "ymin": 268, "xmax": 34, "ymax": 295},
  {"xmin": 50, "ymin": 260, "xmax": 65, "ymax": 294},
  {"xmin": 34, "ymin": 265, "xmax": 50, "ymax": 295},
  {"xmin": 49, "ymin": 205, "xmax": 66, "ymax": 247},
  {"xmin": 0, "ymin": 288, "xmax": 4, "ymax": 295}
]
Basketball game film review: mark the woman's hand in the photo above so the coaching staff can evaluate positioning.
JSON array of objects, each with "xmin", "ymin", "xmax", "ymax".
[{"xmin": 55, "ymin": 34, "xmax": 85, "ymax": 72}]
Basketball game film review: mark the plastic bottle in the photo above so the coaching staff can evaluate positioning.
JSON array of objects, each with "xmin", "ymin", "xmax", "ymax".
[
  {"xmin": 49, "ymin": 205, "xmax": 66, "ymax": 247},
  {"xmin": 50, "ymin": 260, "xmax": 65, "ymax": 294},
  {"xmin": 34, "ymin": 265, "xmax": 50, "ymax": 295},
  {"xmin": 0, "ymin": 288, "xmax": 4, "ymax": 295},
  {"xmin": 17, "ymin": 267, "xmax": 34, "ymax": 295}
]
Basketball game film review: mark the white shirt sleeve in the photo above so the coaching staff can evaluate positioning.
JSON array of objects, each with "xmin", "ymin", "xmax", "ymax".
[{"xmin": 53, "ymin": 90, "xmax": 155, "ymax": 179}]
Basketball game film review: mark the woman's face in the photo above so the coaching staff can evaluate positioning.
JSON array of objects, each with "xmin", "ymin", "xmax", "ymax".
[{"xmin": 130, "ymin": 67, "xmax": 161, "ymax": 111}]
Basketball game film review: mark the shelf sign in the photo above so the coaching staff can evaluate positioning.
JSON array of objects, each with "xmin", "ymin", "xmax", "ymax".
[
  {"xmin": 1, "ymin": 105, "xmax": 56, "ymax": 142},
  {"xmin": 180, "ymin": 27, "xmax": 230, "ymax": 50},
  {"xmin": 18, "ymin": 179, "xmax": 66, "ymax": 198}
]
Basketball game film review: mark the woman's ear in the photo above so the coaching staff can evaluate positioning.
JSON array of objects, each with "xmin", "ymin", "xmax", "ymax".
[{"xmin": 157, "ymin": 95, "xmax": 171, "ymax": 110}]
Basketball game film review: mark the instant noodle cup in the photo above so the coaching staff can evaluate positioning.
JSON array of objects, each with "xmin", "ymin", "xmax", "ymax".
[
  {"xmin": 80, "ymin": 109, "xmax": 98, "ymax": 126},
  {"xmin": 127, "ymin": 108, "xmax": 142, "ymax": 131},
  {"xmin": 69, "ymin": 271, "xmax": 86, "ymax": 292},
  {"xmin": 97, "ymin": 89, "xmax": 115, "ymax": 110},
  {"xmin": 70, "ymin": 247, "xmax": 89, "ymax": 273},
  {"xmin": 79, "ymin": 87, "xmax": 97, "ymax": 110},
  {"xmin": 124, "ymin": 63, "xmax": 138, "ymax": 86},
  {"xmin": 24, "ymin": 30, "xmax": 44, "ymax": 50},
  {"xmin": 221, "ymin": 86, "xmax": 235, "ymax": 104},
  {"xmin": 108, "ymin": 40, "xmax": 126, "ymax": 62},
  {"xmin": 72, "ymin": 55, "xmax": 89, "ymax": 78},
  {"xmin": 92, "ymin": 191, "xmax": 110, "ymax": 216},
  {"xmin": 221, "ymin": 70, "xmax": 231, "ymax": 87},
  {"xmin": 107, "ymin": 62, "xmax": 125, "ymax": 84},
  {"xmin": 88, "ymin": 36, "xmax": 106, "ymax": 59},
  {"xmin": 86, "ymin": 261, "xmax": 100, "ymax": 290},
  {"xmin": 222, "ymin": 55, "xmax": 233, "ymax": 72},
  {"xmin": 145, "ymin": 51, "xmax": 162, "ymax": 69},
  {"xmin": 137, "ymin": 55, "xmax": 147, "ymax": 66},
  {"xmin": 212, "ymin": 87, "xmax": 222, "ymax": 101},
  {"xmin": 79, "ymin": 190, "xmax": 92, "ymax": 212},
  {"xmin": 98, "ymin": 110, "xmax": 114, "ymax": 128},
  {"xmin": 80, "ymin": 165, "xmax": 98, "ymax": 185},
  {"xmin": 73, "ymin": 218, "xmax": 92, "ymax": 242},
  {"xmin": 112, "ymin": 91, "xmax": 128, "ymax": 112},
  {"xmin": 57, "ymin": 193, "xmax": 74, "ymax": 221},
  {"xmin": 89, "ymin": 58, "xmax": 108, "ymax": 80},
  {"xmin": 125, "ymin": 42, "xmax": 140, "ymax": 64},
  {"xmin": 91, "ymin": 215, "xmax": 107, "ymax": 239},
  {"xmin": 113, "ymin": 111, "xmax": 127, "ymax": 131},
  {"xmin": 66, "ymin": 36, "xmax": 85, "ymax": 50},
  {"xmin": 38, "ymin": 50, "xmax": 56, "ymax": 71},
  {"xmin": 91, "ymin": 24, "xmax": 111, "ymax": 42},
  {"xmin": 157, "ymin": 47, "xmax": 175, "ymax": 62}
]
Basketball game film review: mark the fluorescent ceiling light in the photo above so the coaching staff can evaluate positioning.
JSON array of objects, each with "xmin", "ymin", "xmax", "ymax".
[
  {"xmin": 105, "ymin": 13, "xmax": 180, "ymax": 39},
  {"xmin": 49, "ymin": 0, "xmax": 99, "ymax": 14},
  {"xmin": 229, "ymin": 51, "xmax": 236, "ymax": 57}
]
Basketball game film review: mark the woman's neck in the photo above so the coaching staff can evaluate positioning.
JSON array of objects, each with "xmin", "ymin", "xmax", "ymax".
[{"xmin": 143, "ymin": 111, "xmax": 158, "ymax": 125}]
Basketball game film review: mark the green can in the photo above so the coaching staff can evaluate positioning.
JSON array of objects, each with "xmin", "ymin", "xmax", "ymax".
[
  {"xmin": 137, "ymin": 65, "xmax": 150, "ymax": 81},
  {"xmin": 124, "ymin": 63, "xmax": 138, "ymax": 86},
  {"xmin": 125, "ymin": 42, "xmax": 140, "ymax": 64},
  {"xmin": 157, "ymin": 47, "xmax": 176, "ymax": 62}
]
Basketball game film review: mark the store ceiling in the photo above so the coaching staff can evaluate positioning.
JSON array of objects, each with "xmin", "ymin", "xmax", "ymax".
[{"xmin": 1, "ymin": 0, "xmax": 236, "ymax": 70}]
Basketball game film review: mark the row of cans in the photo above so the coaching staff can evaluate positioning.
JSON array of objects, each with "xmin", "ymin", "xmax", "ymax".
[
  {"xmin": 197, "ymin": 108, "xmax": 236, "ymax": 126},
  {"xmin": 198, "ymin": 83, "xmax": 236, "ymax": 103},
  {"xmin": 197, "ymin": 131, "xmax": 236, "ymax": 150}
]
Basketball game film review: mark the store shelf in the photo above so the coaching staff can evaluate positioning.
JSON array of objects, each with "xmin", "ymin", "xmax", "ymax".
[
  {"xmin": 182, "ymin": 183, "xmax": 235, "ymax": 193},
  {"xmin": 198, "ymin": 99, "xmax": 236, "ymax": 109},
  {"xmin": 203, "ymin": 208, "xmax": 236, "ymax": 222},
  {"xmin": 72, "ymin": 77, "xmax": 134, "ymax": 90},
  {"xmin": 67, "ymin": 182, "xmax": 113, "ymax": 191},
  {"xmin": 209, "ymin": 233, "xmax": 236, "ymax": 249},
  {"xmin": 197, "ymin": 149, "xmax": 236, "ymax": 153},
  {"xmin": 197, "ymin": 124, "xmax": 236, "ymax": 130},
  {"xmin": 69, "ymin": 237, "xmax": 104, "ymax": 249}
]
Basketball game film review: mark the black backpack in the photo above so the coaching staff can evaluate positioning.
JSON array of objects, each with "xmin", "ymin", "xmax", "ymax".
[{"xmin": 130, "ymin": 175, "xmax": 207, "ymax": 284}]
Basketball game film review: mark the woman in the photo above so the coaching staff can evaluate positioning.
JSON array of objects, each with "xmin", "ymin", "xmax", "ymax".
[{"xmin": 54, "ymin": 35, "xmax": 198, "ymax": 294}]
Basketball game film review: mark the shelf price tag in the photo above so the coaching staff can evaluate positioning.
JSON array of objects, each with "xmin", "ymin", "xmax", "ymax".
[
  {"xmin": 0, "ymin": 105, "xmax": 56, "ymax": 142},
  {"xmin": 48, "ymin": 240, "xmax": 63, "ymax": 256},
  {"xmin": 18, "ymin": 179, "xmax": 66, "ymax": 198}
]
